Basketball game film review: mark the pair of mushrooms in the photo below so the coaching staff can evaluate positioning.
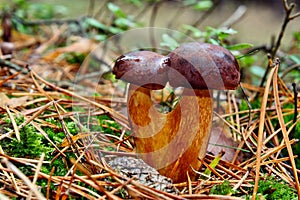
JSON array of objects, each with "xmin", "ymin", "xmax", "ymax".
[{"xmin": 113, "ymin": 42, "xmax": 240, "ymax": 183}]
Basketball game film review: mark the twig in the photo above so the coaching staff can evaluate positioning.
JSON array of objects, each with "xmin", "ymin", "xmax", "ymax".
[
  {"xmin": 133, "ymin": 1, "xmax": 153, "ymax": 20},
  {"xmin": 272, "ymin": 2, "xmax": 292, "ymax": 57},
  {"xmin": 281, "ymin": 63, "xmax": 300, "ymax": 78},
  {"xmin": 13, "ymin": 15, "xmax": 85, "ymax": 26},
  {"xmin": 239, "ymin": 83, "xmax": 252, "ymax": 130},
  {"xmin": 184, "ymin": 0, "xmax": 221, "ymax": 38},
  {"xmin": 259, "ymin": 0, "xmax": 300, "ymax": 88},
  {"xmin": 291, "ymin": 83, "xmax": 298, "ymax": 138},
  {"xmin": 231, "ymin": 92, "xmax": 241, "ymax": 134},
  {"xmin": 149, "ymin": 1, "xmax": 162, "ymax": 49},
  {"xmin": 167, "ymin": 4, "xmax": 185, "ymax": 29},
  {"xmin": 238, "ymin": 45, "xmax": 268, "ymax": 59},
  {"xmin": 227, "ymin": 92, "xmax": 237, "ymax": 141},
  {"xmin": 191, "ymin": 0, "xmax": 221, "ymax": 28},
  {"xmin": 0, "ymin": 58, "xmax": 28, "ymax": 74},
  {"xmin": 1, "ymin": 12, "xmax": 12, "ymax": 42},
  {"xmin": 219, "ymin": 5, "xmax": 247, "ymax": 28},
  {"xmin": 0, "ymin": 71, "xmax": 22, "ymax": 87},
  {"xmin": 35, "ymin": 24, "xmax": 68, "ymax": 54},
  {"xmin": 93, "ymin": 0, "xmax": 110, "ymax": 19},
  {"xmin": 272, "ymin": 1, "xmax": 300, "ymax": 58},
  {"xmin": 12, "ymin": 14, "xmax": 87, "ymax": 36},
  {"xmin": 88, "ymin": 0, "xmax": 95, "ymax": 17}
]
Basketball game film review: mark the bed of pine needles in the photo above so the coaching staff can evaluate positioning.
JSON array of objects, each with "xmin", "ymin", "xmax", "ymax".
[
  {"xmin": 0, "ymin": 1, "xmax": 300, "ymax": 199},
  {"xmin": 0, "ymin": 37, "xmax": 299, "ymax": 200}
]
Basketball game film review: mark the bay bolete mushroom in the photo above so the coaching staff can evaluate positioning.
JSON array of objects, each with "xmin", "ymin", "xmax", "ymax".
[
  {"xmin": 112, "ymin": 43, "xmax": 240, "ymax": 183},
  {"xmin": 113, "ymin": 51, "xmax": 169, "ymax": 90}
]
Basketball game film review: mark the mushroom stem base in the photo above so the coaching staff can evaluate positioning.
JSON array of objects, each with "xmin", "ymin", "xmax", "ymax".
[{"xmin": 127, "ymin": 84, "xmax": 213, "ymax": 183}]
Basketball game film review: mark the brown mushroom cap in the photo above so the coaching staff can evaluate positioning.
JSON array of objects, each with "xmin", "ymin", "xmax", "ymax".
[
  {"xmin": 167, "ymin": 42, "xmax": 240, "ymax": 90},
  {"xmin": 112, "ymin": 51, "xmax": 170, "ymax": 90}
]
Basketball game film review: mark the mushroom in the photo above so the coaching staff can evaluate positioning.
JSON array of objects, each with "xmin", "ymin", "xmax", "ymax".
[
  {"xmin": 113, "ymin": 51, "xmax": 169, "ymax": 90},
  {"xmin": 112, "ymin": 43, "xmax": 240, "ymax": 183}
]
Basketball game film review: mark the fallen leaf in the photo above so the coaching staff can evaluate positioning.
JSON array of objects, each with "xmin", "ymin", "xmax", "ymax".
[
  {"xmin": 208, "ymin": 125, "xmax": 239, "ymax": 162},
  {"xmin": 59, "ymin": 133, "xmax": 92, "ymax": 147},
  {"xmin": 0, "ymin": 93, "xmax": 29, "ymax": 109},
  {"xmin": 0, "ymin": 93, "xmax": 10, "ymax": 107},
  {"xmin": 43, "ymin": 37, "xmax": 97, "ymax": 61}
]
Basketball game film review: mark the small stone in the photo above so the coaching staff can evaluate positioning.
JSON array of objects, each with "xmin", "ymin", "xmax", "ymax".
[{"xmin": 107, "ymin": 156, "xmax": 176, "ymax": 193}]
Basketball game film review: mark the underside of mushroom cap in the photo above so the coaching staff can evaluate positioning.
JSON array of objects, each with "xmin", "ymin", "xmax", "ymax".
[
  {"xmin": 167, "ymin": 42, "xmax": 240, "ymax": 90},
  {"xmin": 112, "ymin": 51, "xmax": 170, "ymax": 90}
]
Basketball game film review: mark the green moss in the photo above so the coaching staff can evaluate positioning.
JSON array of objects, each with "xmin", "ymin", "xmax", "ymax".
[
  {"xmin": 64, "ymin": 52, "xmax": 86, "ymax": 64},
  {"xmin": 0, "ymin": 118, "xmax": 53, "ymax": 176},
  {"xmin": 97, "ymin": 114, "xmax": 123, "ymax": 135},
  {"xmin": 66, "ymin": 121, "xmax": 79, "ymax": 135},
  {"xmin": 0, "ymin": 116, "xmax": 80, "ymax": 177},
  {"xmin": 258, "ymin": 177, "xmax": 297, "ymax": 200},
  {"xmin": 245, "ymin": 177, "xmax": 298, "ymax": 200},
  {"xmin": 0, "ymin": 123, "xmax": 52, "ymax": 159},
  {"xmin": 240, "ymin": 98, "xmax": 262, "ymax": 111},
  {"xmin": 210, "ymin": 180, "xmax": 234, "ymax": 195},
  {"xmin": 210, "ymin": 177, "xmax": 297, "ymax": 200}
]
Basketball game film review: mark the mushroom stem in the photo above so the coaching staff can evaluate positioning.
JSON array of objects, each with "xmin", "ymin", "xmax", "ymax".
[{"xmin": 127, "ymin": 84, "xmax": 213, "ymax": 182}]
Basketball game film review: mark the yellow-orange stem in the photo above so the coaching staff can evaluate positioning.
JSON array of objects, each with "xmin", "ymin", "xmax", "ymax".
[{"xmin": 127, "ymin": 84, "xmax": 213, "ymax": 182}]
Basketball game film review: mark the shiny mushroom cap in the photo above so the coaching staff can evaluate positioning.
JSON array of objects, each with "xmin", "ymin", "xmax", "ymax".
[
  {"xmin": 167, "ymin": 42, "xmax": 240, "ymax": 90},
  {"xmin": 112, "ymin": 51, "xmax": 170, "ymax": 90}
]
